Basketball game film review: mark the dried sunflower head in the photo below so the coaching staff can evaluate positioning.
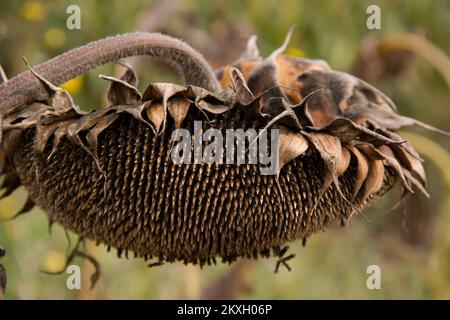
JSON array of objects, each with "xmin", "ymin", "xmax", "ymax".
[{"xmin": 0, "ymin": 29, "xmax": 447, "ymax": 270}]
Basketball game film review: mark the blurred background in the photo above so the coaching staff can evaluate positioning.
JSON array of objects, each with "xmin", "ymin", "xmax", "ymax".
[{"xmin": 0, "ymin": 0, "xmax": 449, "ymax": 299}]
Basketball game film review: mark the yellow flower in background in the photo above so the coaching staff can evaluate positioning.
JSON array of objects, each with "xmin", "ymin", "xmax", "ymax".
[
  {"xmin": 20, "ymin": 0, "xmax": 46, "ymax": 23},
  {"xmin": 61, "ymin": 76, "xmax": 84, "ymax": 94},
  {"xmin": 285, "ymin": 47, "xmax": 305, "ymax": 57},
  {"xmin": 42, "ymin": 250, "xmax": 66, "ymax": 273},
  {"xmin": 44, "ymin": 28, "xmax": 66, "ymax": 49}
]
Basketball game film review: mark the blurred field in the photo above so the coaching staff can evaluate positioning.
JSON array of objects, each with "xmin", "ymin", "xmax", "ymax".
[{"xmin": 0, "ymin": 0, "xmax": 449, "ymax": 299}]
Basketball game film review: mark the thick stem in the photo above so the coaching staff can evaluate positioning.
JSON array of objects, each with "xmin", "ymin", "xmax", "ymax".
[{"xmin": 0, "ymin": 32, "xmax": 221, "ymax": 116}]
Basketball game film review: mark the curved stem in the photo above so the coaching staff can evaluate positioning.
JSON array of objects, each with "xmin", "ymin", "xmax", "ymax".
[{"xmin": 0, "ymin": 32, "xmax": 221, "ymax": 116}]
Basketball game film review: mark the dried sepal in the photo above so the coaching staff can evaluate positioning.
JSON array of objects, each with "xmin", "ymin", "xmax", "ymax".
[
  {"xmin": 310, "ymin": 117, "xmax": 404, "ymax": 145},
  {"xmin": 86, "ymin": 112, "xmax": 120, "ymax": 159},
  {"xmin": 261, "ymin": 97, "xmax": 302, "ymax": 131},
  {"xmin": 115, "ymin": 61, "xmax": 139, "ymax": 87},
  {"xmin": 355, "ymin": 143, "xmax": 386, "ymax": 160},
  {"xmin": 145, "ymin": 102, "xmax": 165, "ymax": 133},
  {"xmin": 278, "ymin": 127, "xmax": 309, "ymax": 172},
  {"xmin": 302, "ymin": 131, "xmax": 345, "ymax": 202},
  {"xmin": 336, "ymin": 146, "xmax": 351, "ymax": 176},
  {"xmin": 239, "ymin": 35, "xmax": 261, "ymax": 61},
  {"xmin": 23, "ymin": 58, "xmax": 75, "ymax": 111},
  {"xmin": 100, "ymin": 74, "xmax": 141, "ymax": 105},
  {"xmin": 229, "ymin": 67, "xmax": 254, "ymax": 105},
  {"xmin": 376, "ymin": 145, "xmax": 413, "ymax": 193},
  {"xmin": 402, "ymin": 168, "xmax": 430, "ymax": 198},
  {"xmin": 361, "ymin": 159, "xmax": 385, "ymax": 203},
  {"xmin": 346, "ymin": 144, "xmax": 369, "ymax": 199},
  {"xmin": 167, "ymin": 98, "xmax": 191, "ymax": 129}
]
